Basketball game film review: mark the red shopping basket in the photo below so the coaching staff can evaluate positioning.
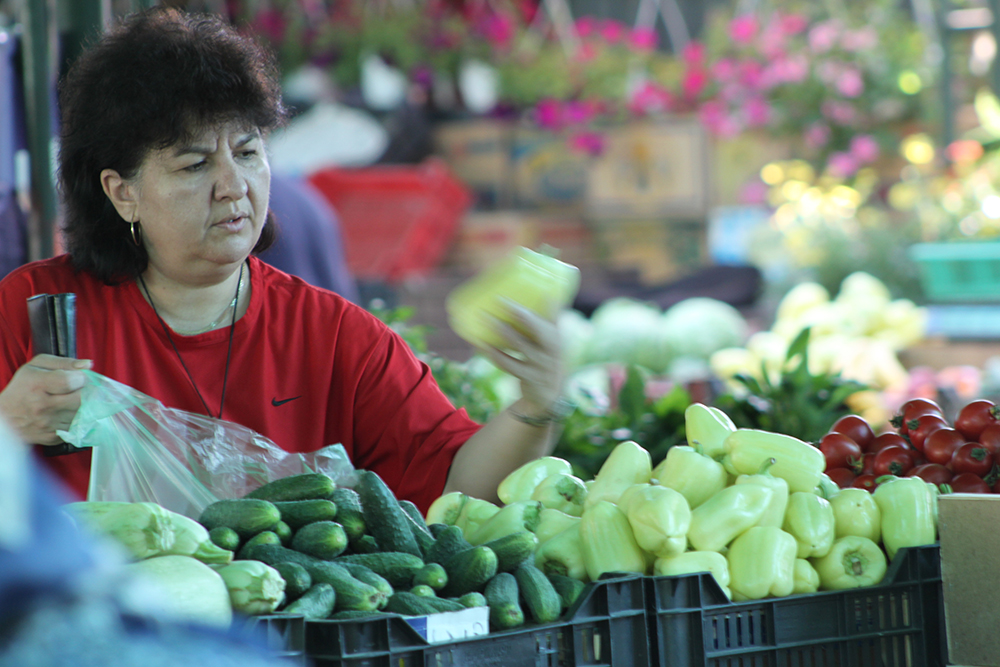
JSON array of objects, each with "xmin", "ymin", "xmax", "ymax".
[{"xmin": 307, "ymin": 158, "xmax": 473, "ymax": 283}]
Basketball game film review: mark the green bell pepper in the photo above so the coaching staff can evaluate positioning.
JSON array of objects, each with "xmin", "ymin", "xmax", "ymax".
[
  {"xmin": 497, "ymin": 456, "xmax": 573, "ymax": 505},
  {"xmin": 531, "ymin": 472, "xmax": 588, "ymax": 516},
  {"xmin": 580, "ymin": 500, "xmax": 648, "ymax": 579},
  {"xmin": 535, "ymin": 523, "xmax": 588, "ymax": 581},
  {"xmin": 829, "ymin": 488, "xmax": 881, "ymax": 543},
  {"xmin": 782, "ymin": 492, "xmax": 835, "ymax": 559},
  {"xmin": 734, "ymin": 458, "xmax": 789, "ymax": 528},
  {"xmin": 811, "ymin": 535, "xmax": 887, "ymax": 590},
  {"xmin": 653, "ymin": 445, "xmax": 728, "ymax": 510},
  {"xmin": 872, "ymin": 476, "xmax": 937, "ymax": 560},
  {"xmin": 688, "ymin": 483, "xmax": 773, "ymax": 552},
  {"xmin": 726, "ymin": 525, "xmax": 798, "ymax": 600},
  {"xmin": 723, "ymin": 429, "xmax": 827, "ymax": 493},
  {"xmin": 683, "ymin": 402, "xmax": 736, "ymax": 461},
  {"xmin": 792, "ymin": 558, "xmax": 820, "ymax": 595},
  {"xmin": 653, "ymin": 550, "xmax": 731, "ymax": 599},
  {"xmin": 624, "ymin": 484, "xmax": 691, "ymax": 558}
]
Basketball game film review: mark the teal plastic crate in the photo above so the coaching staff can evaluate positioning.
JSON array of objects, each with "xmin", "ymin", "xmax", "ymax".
[{"xmin": 909, "ymin": 241, "xmax": 1000, "ymax": 302}]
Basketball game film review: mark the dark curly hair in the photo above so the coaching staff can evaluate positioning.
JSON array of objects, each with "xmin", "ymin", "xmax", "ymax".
[{"xmin": 58, "ymin": 7, "xmax": 288, "ymax": 284}]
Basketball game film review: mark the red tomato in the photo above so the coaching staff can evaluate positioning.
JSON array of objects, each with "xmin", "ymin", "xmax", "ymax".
[
  {"xmin": 819, "ymin": 432, "xmax": 863, "ymax": 471},
  {"xmin": 992, "ymin": 474, "xmax": 1000, "ymax": 494},
  {"xmin": 923, "ymin": 428, "xmax": 966, "ymax": 466},
  {"xmin": 852, "ymin": 474, "xmax": 878, "ymax": 492},
  {"xmin": 906, "ymin": 414, "xmax": 948, "ymax": 453},
  {"xmin": 955, "ymin": 399, "xmax": 999, "ymax": 441},
  {"xmin": 949, "ymin": 472, "xmax": 991, "ymax": 493},
  {"xmin": 868, "ymin": 432, "xmax": 910, "ymax": 455},
  {"xmin": 977, "ymin": 423, "xmax": 1000, "ymax": 459},
  {"xmin": 873, "ymin": 445, "xmax": 916, "ymax": 477},
  {"xmin": 826, "ymin": 467, "xmax": 857, "ymax": 489},
  {"xmin": 950, "ymin": 443, "xmax": 995, "ymax": 477},
  {"xmin": 905, "ymin": 463, "xmax": 953, "ymax": 485},
  {"xmin": 893, "ymin": 398, "xmax": 945, "ymax": 435},
  {"xmin": 830, "ymin": 415, "xmax": 875, "ymax": 450}
]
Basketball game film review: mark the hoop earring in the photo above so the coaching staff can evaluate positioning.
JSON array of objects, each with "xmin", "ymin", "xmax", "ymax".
[{"xmin": 130, "ymin": 221, "xmax": 141, "ymax": 247}]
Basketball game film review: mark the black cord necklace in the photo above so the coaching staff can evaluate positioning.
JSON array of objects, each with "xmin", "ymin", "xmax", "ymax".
[{"xmin": 138, "ymin": 262, "xmax": 244, "ymax": 419}]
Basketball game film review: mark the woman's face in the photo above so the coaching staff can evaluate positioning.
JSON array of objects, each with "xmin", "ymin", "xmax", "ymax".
[{"xmin": 105, "ymin": 120, "xmax": 270, "ymax": 284}]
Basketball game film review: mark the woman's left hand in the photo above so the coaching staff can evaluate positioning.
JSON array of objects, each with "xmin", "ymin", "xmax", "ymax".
[{"xmin": 481, "ymin": 299, "xmax": 564, "ymax": 415}]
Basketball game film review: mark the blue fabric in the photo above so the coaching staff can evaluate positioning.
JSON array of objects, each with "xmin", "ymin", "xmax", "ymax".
[
  {"xmin": 0, "ymin": 31, "xmax": 27, "ymax": 279},
  {"xmin": 261, "ymin": 172, "xmax": 360, "ymax": 302}
]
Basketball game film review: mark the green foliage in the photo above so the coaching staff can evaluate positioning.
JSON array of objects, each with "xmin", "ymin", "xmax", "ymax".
[{"xmin": 713, "ymin": 327, "xmax": 867, "ymax": 443}]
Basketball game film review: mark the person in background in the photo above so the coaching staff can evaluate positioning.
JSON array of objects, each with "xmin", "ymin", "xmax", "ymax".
[{"xmin": 0, "ymin": 8, "xmax": 565, "ymax": 513}]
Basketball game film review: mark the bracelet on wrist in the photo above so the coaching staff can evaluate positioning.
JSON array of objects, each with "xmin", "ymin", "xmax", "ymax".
[{"xmin": 510, "ymin": 397, "xmax": 575, "ymax": 427}]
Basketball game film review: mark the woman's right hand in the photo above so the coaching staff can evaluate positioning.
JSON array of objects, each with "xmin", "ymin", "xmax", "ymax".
[{"xmin": 0, "ymin": 355, "xmax": 93, "ymax": 445}]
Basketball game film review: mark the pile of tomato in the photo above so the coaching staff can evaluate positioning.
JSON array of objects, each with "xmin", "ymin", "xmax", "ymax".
[{"xmin": 819, "ymin": 398, "xmax": 1000, "ymax": 493}]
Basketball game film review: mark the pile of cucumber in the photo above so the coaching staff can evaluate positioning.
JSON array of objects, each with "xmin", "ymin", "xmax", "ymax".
[{"xmin": 199, "ymin": 470, "xmax": 586, "ymax": 628}]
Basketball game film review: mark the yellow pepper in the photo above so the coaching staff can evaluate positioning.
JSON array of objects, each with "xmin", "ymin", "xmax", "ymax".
[
  {"xmin": 687, "ymin": 484, "xmax": 774, "ymax": 552},
  {"xmin": 533, "ymin": 508, "xmax": 581, "ymax": 546},
  {"xmin": 497, "ymin": 456, "xmax": 573, "ymax": 505},
  {"xmin": 624, "ymin": 485, "xmax": 691, "ymax": 559},
  {"xmin": 653, "ymin": 551, "xmax": 731, "ymax": 599},
  {"xmin": 872, "ymin": 476, "xmax": 937, "ymax": 560},
  {"xmin": 734, "ymin": 458, "xmax": 789, "ymax": 528},
  {"xmin": 535, "ymin": 523, "xmax": 588, "ymax": 581},
  {"xmin": 652, "ymin": 445, "xmax": 727, "ymax": 510},
  {"xmin": 683, "ymin": 403, "xmax": 736, "ymax": 461},
  {"xmin": 726, "ymin": 526, "xmax": 798, "ymax": 600},
  {"xmin": 782, "ymin": 492, "xmax": 835, "ymax": 559},
  {"xmin": 530, "ymin": 472, "xmax": 588, "ymax": 516},
  {"xmin": 811, "ymin": 535, "xmax": 887, "ymax": 590},
  {"xmin": 792, "ymin": 558, "xmax": 820, "ymax": 595},
  {"xmin": 723, "ymin": 429, "xmax": 826, "ymax": 493},
  {"xmin": 455, "ymin": 496, "xmax": 502, "ymax": 537},
  {"xmin": 579, "ymin": 500, "xmax": 647, "ymax": 580},
  {"xmin": 584, "ymin": 441, "xmax": 652, "ymax": 510},
  {"xmin": 425, "ymin": 491, "xmax": 468, "ymax": 526},
  {"xmin": 829, "ymin": 488, "xmax": 881, "ymax": 543},
  {"xmin": 467, "ymin": 500, "xmax": 542, "ymax": 545}
]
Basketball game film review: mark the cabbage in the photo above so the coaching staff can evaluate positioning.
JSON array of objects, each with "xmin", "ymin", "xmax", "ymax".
[
  {"xmin": 558, "ymin": 309, "xmax": 594, "ymax": 372},
  {"xmin": 659, "ymin": 298, "xmax": 748, "ymax": 361},
  {"xmin": 586, "ymin": 298, "xmax": 672, "ymax": 373}
]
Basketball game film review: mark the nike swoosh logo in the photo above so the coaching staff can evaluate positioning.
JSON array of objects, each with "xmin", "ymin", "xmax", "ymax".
[{"xmin": 271, "ymin": 396, "xmax": 301, "ymax": 407}]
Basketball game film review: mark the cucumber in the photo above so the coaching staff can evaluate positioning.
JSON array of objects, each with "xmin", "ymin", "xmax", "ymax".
[
  {"xmin": 273, "ymin": 499, "xmax": 337, "ymax": 529},
  {"xmin": 385, "ymin": 591, "xmax": 466, "ymax": 616},
  {"xmin": 481, "ymin": 531, "xmax": 538, "ymax": 572},
  {"xmin": 428, "ymin": 523, "xmax": 450, "ymax": 538},
  {"xmin": 274, "ymin": 520, "xmax": 293, "ymax": 545},
  {"xmin": 398, "ymin": 499, "xmax": 435, "ymax": 556},
  {"xmin": 514, "ymin": 564, "xmax": 562, "ymax": 624},
  {"xmin": 349, "ymin": 534, "xmax": 380, "ymax": 554},
  {"xmin": 328, "ymin": 488, "xmax": 367, "ymax": 543},
  {"xmin": 412, "ymin": 562, "xmax": 448, "ymax": 591},
  {"xmin": 546, "ymin": 573, "xmax": 586, "ymax": 611},
  {"xmin": 244, "ymin": 473, "xmax": 337, "ymax": 502},
  {"xmin": 484, "ymin": 573, "xmax": 524, "ymax": 629},
  {"xmin": 291, "ymin": 521, "xmax": 348, "ymax": 560},
  {"xmin": 410, "ymin": 585, "xmax": 436, "ymax": 598},
  {"xmin": 338, "ymin": 562, "xmax": 393, "ymax": 608},
  {"xmin": 330, "ymin": 610, "xmax": 393, "ymax": 620},
  {"xmin": 283, "ymin": 582, "xmax": 335, "ymax": 619},
  {"xmin": 208, "ymin": 526, "xmax": 240, "ymax": 552},
  {"xmin": 457, "ymin": 592, "xmax": 487, "ymax": 609},
  {"xmin": 273, "ymin": 562, "xmax": 312, "ymax": 602},
  {"xmin": 441, "ymin": 546, "xmax": 498, "ymax": 597},
  {"xmin": 336, "ymin": 552, "xmax": 425, "ymax": 589},
  {"xmin": 236, "ymin": 530, "xmax": 281, "ymax": 560},
  {"xmin": 244, "ymin": 544, "xmax": 382, "ymax": 612},
  {"xmin": 399, "ymin": 500, "xmax": 431, "ymax": 532},
  {"xmin": 426, "ymin": 525, "xmax": 473, "ymax": 565},
  {"xmin": 199, "ymin": 499, "xmax": 280, "ymax": 539},
  {"xmin": 354, "ymin": 470, "xmax": 422, "ymax": 557}
]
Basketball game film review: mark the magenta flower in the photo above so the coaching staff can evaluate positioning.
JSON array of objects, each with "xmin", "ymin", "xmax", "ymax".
[
  {"xmin": 711, "ymin": 58, "xmax": 739, "ymax": 82},
  {"xmin": 729, "ymin": 15, "xmax": 760, "ymax": 44},
  {"xmin": 849, "ymin": 134, "xmax": 881, "ymax": 163},
  {"xmin": 481, "ymin": 13, "xmax": 515, "ymax": 49},
  {"xmin": 738, "ymin": 60, "xmax": 765, "ymax": 89},
  {"xmin": 744, "ymin": 97, "xmax": 772, "ymax": 127},
  {"xmin": 809, "ymin": 20, "xmax": 841, "ymax": 54},
  {"xmin": 682, "ymin": 41, "xmax": 706, "ymax": 66},
  {"xmin": 778, "ymin": 13, "xmax": 809, "ymax": 36},
  {"xmin": 599, "ymin": 19, "xmax": 626, "ymax": 44},
  {"xmin": 628, "ymin": 26, "xmax": 658, "ymax": 52},
  {"xmin": 700, "ymin": 101, "xmax": 743, "ymax": 137},
  {"xmin": 739, "ymin": 180, "xmax": 770, "ymax": 205},
  {"xmin": 682, "ymin": 69, "xmax": 709, "ymax": 100},
  {"xmin": 628, "ymin": 82, "xmax": 673, "ymax": 115},
  {"xmin": 574, "ymin": 42, "xmax": 599, "ymax": 62},
  {"xmin": 534, "ymin": 99, "xmax": 565, "ymax": 130},
  {"xmin": 827, "ymin": 151, "xmax": 859, "ymax": 177},
  {"xmin": 804, "ymin": 122, "xmax": 832, "ymax": 150},
  {"xmin": 564, "ymin": 100, "xmax": 599, "ymax": 125},
  {"xmin": 822, "ymin": 99, "xmax": 857, "ymax": 125},
  {"xmin": 575, "ymin": 16, "xmax": 598, "ymax": 39},
  {"xmin": 836, "ymin": 68, "xmax": 865, "ymax": 98},
  {"xmin": 568, "ymin": 130, "xmax": 606, "ymax": 156},
  {"xmin": 253, "ymin": 9, "xmax": 286, "ymax": 44},
  {"xmin": 840, "ymin": 27, "xmax": 879, "ymax": 52}
]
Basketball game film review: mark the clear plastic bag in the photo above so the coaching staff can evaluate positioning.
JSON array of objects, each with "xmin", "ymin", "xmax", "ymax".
[{"xmin": 57, "ymin": 371, "xmax": 355, "ymax": 519}]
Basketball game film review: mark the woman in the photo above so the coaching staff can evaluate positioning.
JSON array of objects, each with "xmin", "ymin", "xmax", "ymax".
[{"xmin": 0, "ymin": 9, "xmax": 566, "ymax": 512}]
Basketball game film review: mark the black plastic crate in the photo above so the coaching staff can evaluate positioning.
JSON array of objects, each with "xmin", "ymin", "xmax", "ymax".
[
  {"xmin": 303, "ymin": 574, "xmax": 648, "ymax": 667},
  {"xmin": 646, "ymin": 544, "xmax": 946, "ymax": 667},
  {"xmin": 241, "ymin": 612, "xmax": 307, "ymax": 666}
]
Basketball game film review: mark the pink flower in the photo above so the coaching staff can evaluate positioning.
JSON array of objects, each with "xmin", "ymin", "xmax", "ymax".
[
  {"xmin": 564, "ymin": 100, "xmax": 598, "ymax": 125},
  {"xmin": 574, "ymin": 42, "xmax": 599, "ymax": 62},
  {"xmin": 711, "ymin": 58, "xmax": 739, "ymax": 82},
  {"xmin": 628, "ymin": 26, "xmax": 658, "ymax": 52},
  {"xmin": 682, "ymin": 69, "xmax": 709, "ymax": 100},
  {"xmin": 699, "ymin": 101, "xmax": 743, "ymax": 137},
  {"xmin": 480, "ymin": 13, "xmax": 515, "ymax": 49},
  {"xmin": 729, "ymin": 15, "xmax": 759, "ymax": 44},
  {"xmin": 822, "ymin": 100, "xmax": 857, "ymax": 125},
  {"xmin": 849, "ymin": 134, "xmax": 881, "ymax": 163},
  {"xmin": 836, "ymin": 68, "xmax": 865, "ymax": 98},
  {"xmin": 809, "ymin": 20, "xmax": 841, "ymax": 53},
  {"xmin": 762, "ymin": 55, "xmax": 810, "ymax": 87},
  {"xmin": 682, "ymin": 41, "xmax": 706, "ymax": 66},
  {"xmin": 778, "ymin": 13, "xmax": 809, "ymax": 35},
  {"xmin": 738, "ymin": 60, "xmax": 764, "ymax": 89},
  {"xmin": 739, "ymin": 180, "xmax": 770, "ymax": 205},
  {"xmin": 628, "ymin": 82, "xmax": 673, "ymax": 115},
  {"xmin": 569, "ymin": 130, "xmax": 606, "ymax": 156},
  {"xmin": 804, "ymin": 122, "xmax": 832, "ymax": 150},
  {"xmin": 575, "ymin": 16, "xmax": 598, "ymax": 39},
  {"xmin": 534, "ymin": 99, "xmax": 564, "ymax": 130},
  {"xmin": 744, "ymin": 97, "xmax": 772, "ymax": 127},
  {"xmin": 599, "ymin": 19, "xmax": 626, "ymax": 44},
  {"xmin": 827, "ymin": 151, "xmax": 859, "ymax": 177},
  {"xmin": 840, "ymin": 27, "xmax": 879, "ymax": 52},
  {"xmin": 253, "ymin": 9, "xmax": 286, "ymax": 43}
]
